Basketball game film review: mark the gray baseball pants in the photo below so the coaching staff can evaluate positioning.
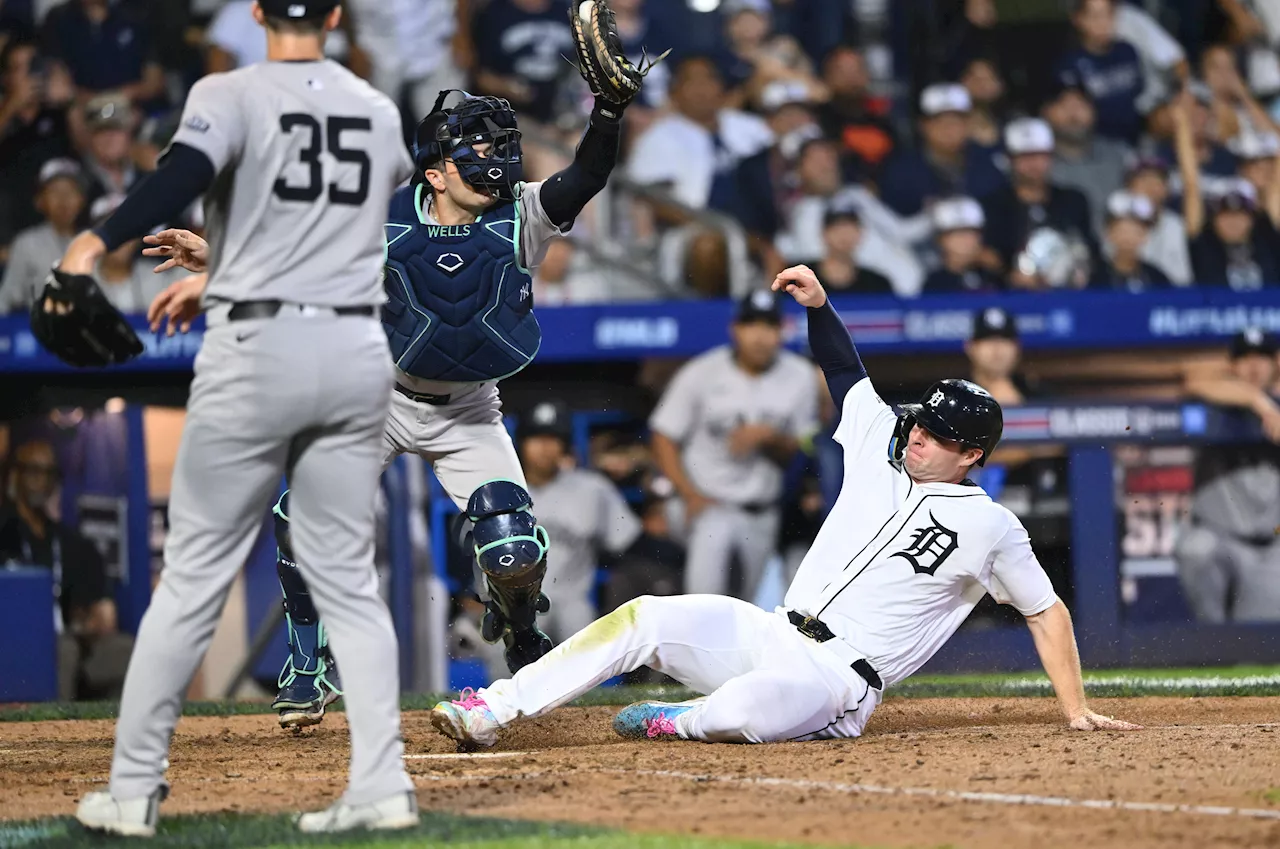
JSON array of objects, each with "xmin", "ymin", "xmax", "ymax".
[
  {"xmin": 1175, "ymin": 524, "xmax": 1280, "ymax": 623},
  {"xmin": 107, "ymin": 312, "xmax": 413, "ymax": 806}
]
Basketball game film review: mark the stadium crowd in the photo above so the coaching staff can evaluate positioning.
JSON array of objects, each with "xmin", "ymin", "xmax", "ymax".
[{"xmin": 5, "ymin": 0, "xmax": 1280, "ymax": 303}]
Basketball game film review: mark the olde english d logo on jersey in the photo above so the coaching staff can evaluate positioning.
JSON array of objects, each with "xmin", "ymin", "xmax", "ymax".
[{"xmin": 889, "ymin": 512, "xmax": 958, "ymax": 576}]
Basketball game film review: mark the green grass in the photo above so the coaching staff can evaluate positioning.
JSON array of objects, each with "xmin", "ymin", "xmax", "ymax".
[
  {"xmin": 0, "ymin": 812, "xmax": 876, "ymax": 849},
  {"xmin": 3, "ymin": 667, "xmax": 1278, "ymax": 723}
]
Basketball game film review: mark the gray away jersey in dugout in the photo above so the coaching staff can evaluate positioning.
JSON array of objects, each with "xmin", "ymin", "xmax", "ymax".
[
  {"xmin": 527, "ymin": 469, "xmax": 642, "ymax": 584},
  {"xmin": 166, "ymin": 60, "xmax": 414, "ymax": 308},
  {"xmin": 649, "ymin": 346, "xmax": 821, "ymax": 505}
]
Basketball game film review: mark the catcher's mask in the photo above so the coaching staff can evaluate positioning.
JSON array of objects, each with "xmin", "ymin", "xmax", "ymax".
[
  {"xmin": 888, "ymin": 379, "xmax": 1003, "ymax": 469},
  {"xmin": 413, "ymin": 90, "xmax": 524, "ymax": 202}
]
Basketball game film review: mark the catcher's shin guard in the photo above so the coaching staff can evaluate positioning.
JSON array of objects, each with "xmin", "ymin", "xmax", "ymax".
[
  {"xmin": 271, "ymin": 492, "xmax": 341, "ymax": 727},
  {"xmin": 465, "ymin": 480, "xmax": 554, "ymax": 672}
]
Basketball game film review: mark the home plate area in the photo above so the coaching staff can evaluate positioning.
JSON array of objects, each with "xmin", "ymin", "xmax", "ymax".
[{"xmin": 1, "ymin": 696, "xmax": 1278, "ymax": 849}]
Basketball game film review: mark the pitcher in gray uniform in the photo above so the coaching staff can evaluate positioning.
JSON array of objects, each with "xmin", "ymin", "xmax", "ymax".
[
  {"xmin": 517, "ymin": 401, "xmax": 642, "ymax": 643},
  {"xmin": 1178, "ymin": 328, "xmax": 1280, "ymax": 622},
  {"xmin": 650, "ymin": 290, "xmax": 821, "ymax": 602},
  {"xmin": 63, "ymin": 0, "xmax": 420, "ymax": 836}
]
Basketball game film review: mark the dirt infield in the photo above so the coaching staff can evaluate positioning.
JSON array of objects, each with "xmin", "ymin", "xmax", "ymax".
[{"xmin": 3, "ymin": 697, "xmax": 1278, "ymax": 849}]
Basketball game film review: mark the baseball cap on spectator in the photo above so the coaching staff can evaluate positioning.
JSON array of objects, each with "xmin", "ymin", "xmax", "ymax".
[
  {"xmin": 778, "ymin": 123, "xmax": 824, "ymax": 161},
  {"xmin": 1229, "ymin": 327, "xmax": 1278, "ymax": 359},
  {"xmin": 931, "ymin": 196, "xmax": 985, "ymax": 232},
  {"xmin": 734, "ymin": 289, "xmax": 782, "ymax": 325},
  {"xmin": 1004, "ymin": 117, "xmax": 1054, "ymax": 155},
  {"xmin": 37, "ymin": 158, "xmax": 87, "ymax": 193},
  {"xmin": 823, "ymin": 196, "xmax": 861, "ymax": 227},
  {"xmin": 1227, "ymin": 130, "xmax": 1280, "ymax": 161},
  {"xmin": 257, "ymin": 0, "xmax": 339, "ymax": 18},
  {"xmin": 972, "ymin": 307, "xmax": 1019, "ymax": 341},
  {"xmin": 760, "ymin": 80, "xmax": 812, "ymax": 114},
  {"xmin": 1207, "ymin": 177, "xmax": 1258, "ymax": 213},
  {"xmin": 1046, "ymin": 70, "xmax": 1092, "ymax": 105},
  {"xmin": 920, "ymin": 83, "xmax": 971, "ymax": 117},
  {"xmin": 85, "ymin": 92, "xmax": 133, "ymax": 131},
  {"xmin": 1124, "ymin": 154, "xmax": 1169, "ymax": 182},
  {"xmin": 518, "ymin": 400, "xmax": 572, "ymax": 444},
  {"xmin": 1105, "ymin": 190, "xmax": 1156, "ymax": 225}
]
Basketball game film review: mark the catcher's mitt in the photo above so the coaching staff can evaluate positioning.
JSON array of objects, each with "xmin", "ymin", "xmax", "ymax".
[
  {"xmin": 569, "ymin": 0, "xmax": 669, "ymax": 118},
  {"xmin": 29, "ymin": 268, "xmax": 145, "ymax": 368}
]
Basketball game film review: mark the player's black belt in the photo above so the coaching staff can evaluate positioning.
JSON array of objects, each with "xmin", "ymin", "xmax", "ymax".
[
  {"xmin": 787, "ymin": 610, "xmax": 883, "ymax": 690},
  {"xmin": 394, "ymin": 383, "xmax": 452, "ymax": 406},
  {"xmin": 227, "ymin": 300, "xmax": 376, "ymax": 322}
]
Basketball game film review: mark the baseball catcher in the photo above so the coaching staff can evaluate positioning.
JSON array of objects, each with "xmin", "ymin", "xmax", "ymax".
[
  {"xmin": 29, "ymin": 269, "xmax": 144, "ymax": 368},
  {"xmin": 144, "ymin": 0, "xmax": 666, "ymax": 729}
]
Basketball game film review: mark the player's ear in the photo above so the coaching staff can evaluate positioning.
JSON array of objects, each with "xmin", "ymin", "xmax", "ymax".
[
  {"xmin": 251, "ymin": 2, "xmax": 265, "ymax": 25},
  {"xmin": 964, "ymin": 447, "xmax": 984, "ymax": 468},
  {"xmin": 424, "ymin": 166, "xmax": 447, "ymax": 194},
  {"xmin": 325, "ymin": 5, "xmax": 342, "ymax": 31}
]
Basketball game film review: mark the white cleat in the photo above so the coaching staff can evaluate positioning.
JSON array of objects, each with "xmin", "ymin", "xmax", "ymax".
[
  {"xmin": 296, "ymin": 790, "xmax": 419, "ymax": 833},
  {"xmin": 429, "ymin": 688, "xmax": 500, "ymax": 748},
  {"xmin": 75, "ymin": 785, "xmax": 168, "ymax": 838}
]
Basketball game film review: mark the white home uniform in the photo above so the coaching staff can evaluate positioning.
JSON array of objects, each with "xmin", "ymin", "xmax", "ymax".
[{"xmin": 472, "ymin": 377, "xmax": 1057, "ymax": 742}]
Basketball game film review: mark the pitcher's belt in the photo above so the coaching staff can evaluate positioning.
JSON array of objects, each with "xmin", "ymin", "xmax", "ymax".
[
  {"xmin": 787, "ymin": 610, "xmax": 883, "ymax": 690},
  {"xmin": 227, "ymin": 300, "xmax": 375, "ymax": 321}
]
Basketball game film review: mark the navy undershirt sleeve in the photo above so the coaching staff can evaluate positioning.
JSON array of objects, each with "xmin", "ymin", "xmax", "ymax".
[
  {"xmin": 807, "ymin": 299, "xmax": 867, "ymax": 408},
  {"xmin": 91, "ymin": 143, "xmax": 216, "ymax": 251},
  {"xmin": 537, "ymin": 102, "xmax": 622, "ymax": 229}
]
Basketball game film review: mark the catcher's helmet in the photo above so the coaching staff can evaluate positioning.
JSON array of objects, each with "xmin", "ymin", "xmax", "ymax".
[
  {"xmin": 413, "ymin": 90, "xmax": 523, "ymax": 201},
  {"xmin": 890, "ymin": 379, "xmax": 1003, "ymax": 468}
]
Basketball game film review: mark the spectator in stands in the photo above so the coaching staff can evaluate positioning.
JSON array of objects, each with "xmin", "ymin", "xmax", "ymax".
[
  {"xmin": 878, "ymin": 83, "xmax": 1006, "ymax": 217},
  {"xmin": 1177, "ymin": 94, "xmax": 1280, "ymax": 288},
  {"xmin": 1227, "ymin": 128, "xmax": 1280, "ymax": 206},
  {"xmin": 964, "ymin": 306, "xmax": 1030, "ymax": 407},
  {"xmin": 648, "ymin": 290, "xmax": 819, "ymax": 602},
  {"xmin": 0, "ymin": 35, "xmax": 73, "ymax": 254},
  {"xmin": 0, "ymin": 439, "xmax": 133, "ymax": 699},
  {"xmin": 922, "ymin": 195, "xmax": 1002, "ymax": 294},
  {"xmin": 627, "ymin": 54, "xmax": 772, "ymax": 213},
  {"xmin": 815, "ymin": 199, "xmax": 894, "ymax": 295},
  {"xmin": 1090, "ymin": 190, "xmax": 1172, "ymax": 291},
  {"xmin": 1124, "ymin": 155, "xmax": 1193, "ymax": 284},
  {"xmin": 612, "ymin": 0, "xmax": 668, "ymax": 117},
  {"xmin": 1149, "ymin": 84, "xmax": 1236, "ymax": 181},
  {"xmin": 1177, "ymin": 328, "xmax": 1280, "ymax": 623},
  {"xmin": 722, "ymin": 0, "xmax": 824, "ymax": 108},
  {"xmin": 83, "ymin": 194, "xmax": 185, "ymax": 313},
  {"xmin": 960, "ymin": 55, "xmax": 1007, "ymax": 151},
  {"xmin": 472, "ymin": 0, "xmax": 576, "ymax": 127},
  {"xmin": 1053, "ymin": 0, "xmax": 1145, "ymax": 144},
  {"xmin": 344, "ymin": 0, "xmax": 468, "ymax": 123},
  {"xmin": 79, "ymin": 92, "xmax": 138, "ymax": 211},
  {"xmin": 1201, "ymin": 42, "xmax": 1279, "ymax": 144},
  {"xmin": 0, "ymin": 158, "xmax": 83, "ymax": 314},
  {"xmin": 1045, "ymin": 76, "xmax": 1132, "ymax": 239},
  {"xmin": 1112, "ymin": 0, "xmax": 1187, "ymax": 112},
  {"xmin": 40, "ymin": 0, "xmax": 164, "ymax": 107},
  {"xmin": 982, "ymin": 117, "xmax": 1098, "ymax": 288},
  {"xmin": 516, "ymin": 401, "xmax": 641, "ymax": 644},
  {"xmin": 816, "ymin": 45, "xmax": 895, "ymax": 177}
]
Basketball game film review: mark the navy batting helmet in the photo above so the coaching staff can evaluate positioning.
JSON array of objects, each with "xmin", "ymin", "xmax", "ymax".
[
  {"xmin": 413, "ymin": 90, "xmax": 523, "ymax": 201},
  {"xmin": 890, "ymin": 379, "xmax": 1003, "ymax": 467}
]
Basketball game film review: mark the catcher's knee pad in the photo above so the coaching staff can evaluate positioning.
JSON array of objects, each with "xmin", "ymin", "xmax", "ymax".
[{"xmin": 466, "ymin": 479, "xmax": 550, "ymax": 626}]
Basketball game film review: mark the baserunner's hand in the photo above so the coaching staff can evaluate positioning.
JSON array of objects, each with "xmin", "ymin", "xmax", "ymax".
[
  {"xmin": 772, "ymin": 265, "xmax": 827, "ymax": 309},
  {"xmin": 143, "ymin": 229, "xmax": 210, "ymax": 274},
  {"xmin": 1068, "ymin": 710, "xmax": 1143, "ymax": 731}
]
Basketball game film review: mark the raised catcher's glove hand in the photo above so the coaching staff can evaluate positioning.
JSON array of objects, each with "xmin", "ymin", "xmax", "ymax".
[
  {"xmin": 29, "ymin": 268, "xmax": 144, "ymax": 368},
  {"xmin": 568, "ymin": 0, "xmax": 669, "ymax": 121}
]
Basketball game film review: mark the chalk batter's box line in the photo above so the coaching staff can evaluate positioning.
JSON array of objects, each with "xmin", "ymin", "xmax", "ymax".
[{"xmin": 405, "ymin": 758, "xmax": 1280, "ymax": 823}]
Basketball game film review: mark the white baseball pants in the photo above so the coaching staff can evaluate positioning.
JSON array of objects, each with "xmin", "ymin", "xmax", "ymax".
[{"xmin": 478, "ymin": 594, "xmax": 880, "ymax": 743}]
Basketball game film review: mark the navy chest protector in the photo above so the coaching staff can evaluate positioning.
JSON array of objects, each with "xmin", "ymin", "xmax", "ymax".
[{"xmin": 382, "ymin": 185, "xmax": 541, "ymax": 382}]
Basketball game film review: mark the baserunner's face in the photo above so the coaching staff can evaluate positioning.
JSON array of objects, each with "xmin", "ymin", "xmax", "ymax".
[{"xmin": 903, "ymin": 425, "xmax": 981, "ymax": 483}]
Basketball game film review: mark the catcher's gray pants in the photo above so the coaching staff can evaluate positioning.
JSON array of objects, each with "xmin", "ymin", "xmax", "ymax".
[
  {"xmin": 108, "ymin": 312, "xmax": 413, "ymax": 805},
  {"xmin": 1174, "ymin": 524, "xmax": 1280, "ymax": 623},
  {"xmin": 683, "ymin": 504, "xmax": 781, "ymax": 603}
]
